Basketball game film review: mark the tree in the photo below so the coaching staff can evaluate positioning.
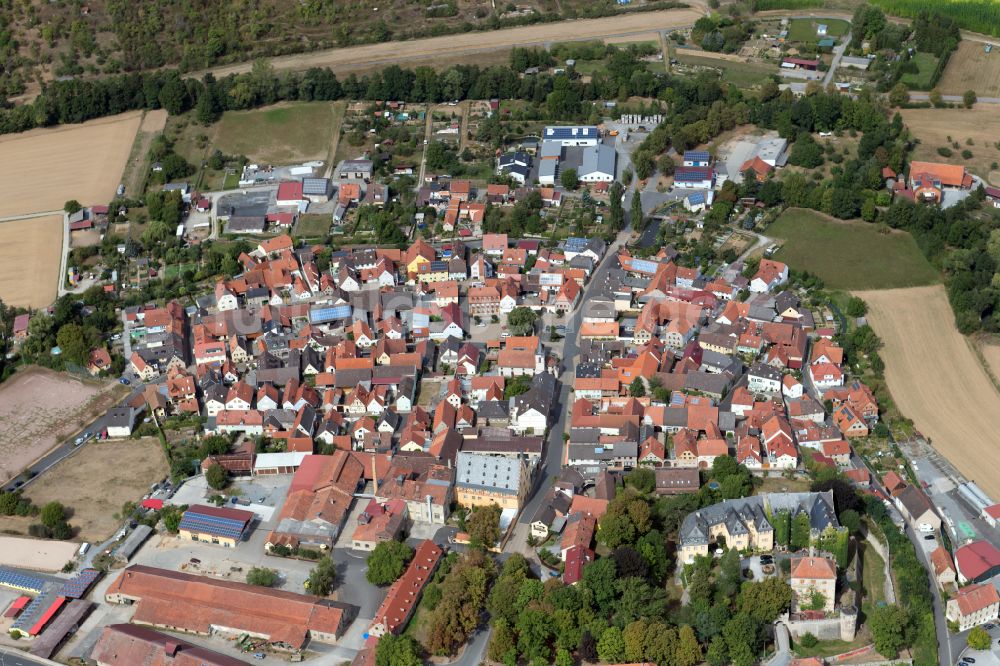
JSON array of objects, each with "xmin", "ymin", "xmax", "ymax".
[
  {"xmin": 963, "ymin": 89, "xmax": 977, "ymax": 109},
  {"xmin": 738, "ymin": 577, "xmax": 793, "ymax": 623},
  {"xmin": 628, "ymin": 376, "xmax": 646, "ymax": 397},
  {"xmin": 467, "ymin": 503, "xmax": 502, "ymax": 549},
  {"xmin": 40, "ymin": 501, "xmax": 65, "ymax": 529},
  {"xmin": 376, "ymin": 634, "xmax": 422, "ymax": 666},
  {"xmin": 869, "ymin": 604, "xmax": 909, "ymax": 657},
  {"xmin": 845, "ymin": 296, "xmax": 868, "ymax": 318},
  {"xmin": 205, "ymin": 463, "xmax": 228, "ymax": 490},
  {"xmin": 791, "ymin": 512, "xmax": 811, "ymax": 550},
  {"xmin": 969, "ymin": 626, "xmax": 991, "ymax": 650},
  {"xmin": 888, "ymin": 83, "xmax": 909, "ymax": 107},
  {"xmin": 507, "ymin": 307, "xmax": 539, "ymax": 336},
  {"xmin": 246, "ymin": 567, "xmax": 278, "ymax": 586},
  {"xmin": 0, "ymin": 492, "xmax": 18, "ymax": 515},
  {"xmin": 366, "ymin": 540, "xmax": 414, "ymax": 585},
  {"xmin": 803, "ymin": 589, "xmax": 827, "ymax": 611},
  {"xmin": 676, "ymin": 625, "xmax": 703, "ymax": 666},
  {"xmin": 630, "ymin": 192, "xmax": 644, "ymax": 229},
  {"xmin": 929, "ymin": 88, "xmax": 943, "ymax": 107},
  {"xmin": 488, "ymin": 618, "xmax": 516, "ymax": 662},
  {"xmin": 582, "ymin": 558, "xmax": 618, "ymax": 613},
  {"xmin": 306, "ymin": 555, "xmax": 337, "ymax": 596},
  {"xmin": 612, "ymin": 546, "xmax": 649, "ymax": 579},
  {"xmin": 625, "ymin": 467, "xmax": 655, "ymax": 494},
  {"xmin": 161, "ymin": 504, "xmax": 185, "ymax": 533},
  {"xmin": 56, "ymin": 323, "xmax": 91, "ymax": 365},
  {"xmin": 623, "ymin": 620, "xmax": 647, "ymax": 662},
  {"xmin": 788, "ymin": 133, "xmax": 824, "ymax": 168},
  {"xmin": 597, "ymin": 626, "xmax": 625, "ymax": 663},
  {"xmin": 774, "ymin": 509, "xmax": 791, "ymax": 546},
  {"xmin": 64, "ymin": 200, "xmax": 82, "ymax": 214},
  {"xmin": 723, "ymin": 612, "xmax": 760, "ymax": 666},
  {"xmin": 839, "ymin": 509, "xmax": 861, "ymax": 535},
  {"xmin": 561, "ymin": 168, "xmax": 579, "ymax": 190}
]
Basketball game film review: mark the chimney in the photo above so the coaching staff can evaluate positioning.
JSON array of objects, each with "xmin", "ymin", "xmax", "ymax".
[{"xmin": 165, "ymin": 641, "xmax": 181, "ymax": 657}]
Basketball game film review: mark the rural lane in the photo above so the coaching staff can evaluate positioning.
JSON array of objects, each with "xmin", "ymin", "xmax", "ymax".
[
  {"xmin": 186, "ymin": 9, "xmax": 703, "ymax": 79},
  {"xmin": 908, "ymin": 93, "xmax": 1000, "ymax": 105}
]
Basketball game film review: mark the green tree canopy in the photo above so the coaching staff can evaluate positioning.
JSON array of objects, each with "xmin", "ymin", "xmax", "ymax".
[
  {"xmin": 869, "ymin": 604, "xmax": 909, "ymax": 657},
  {"xmin": 246, "ymin": 567, "xmax": 278, "ymax": 586},
  {"xmin": 306, "ymin": 555, "xmax": 337, "ymax": 596},
  {"xmin": 366, "ymin": 540, "xmax": 415, "ymax": 585},
  {"xmin": 205, "ymin": 463, "xmax": 228, "ymax": 490}
]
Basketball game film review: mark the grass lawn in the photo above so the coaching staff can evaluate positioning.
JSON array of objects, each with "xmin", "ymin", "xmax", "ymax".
[
  {"xmin": 215, "ymin": 102, "xmax": 337, "ymax": 164},
  {"xmin": 222, "ymin": 172, "xmax": 240, "ymax": 190},
  {"xmin": 164, "ymin": 262, "xmax": 197, "ymax": 279},
  {"xmin": 787, "ymin": 18, "xmax": 850, "ymax": 43},
  {"xmin": 755, "ymin": 475, "xmax": 812, "ymax": 494},
  {"xmin": 675, "ymin": 53, "xmax": 776, "ymax": 87},
  {"xmin": 767, "ymin": 208, "xmax": 940, "ymax": 290},
  {"xmin": 295, "ymin": 214, "xmax": 332, "ymax": 239},
  {"xmin": 901, "ymin": 52, "xmax": 939, "ymax": 89},
  {"xmin": 792, "ymin": 634, "xmax": 871, "ymax": 659},
  {"xmin": 861, "ymin": 539, "xmax": 887, "ymax": 612}
]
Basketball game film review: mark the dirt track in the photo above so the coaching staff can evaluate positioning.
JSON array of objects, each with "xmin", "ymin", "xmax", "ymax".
[
  {"xmin": 191, "ymin": 8, "xmax": 702, "ymax": 79},
  {"xmin": 857, "ymin": 285, "xmax": 1000, "ymax": 500}
]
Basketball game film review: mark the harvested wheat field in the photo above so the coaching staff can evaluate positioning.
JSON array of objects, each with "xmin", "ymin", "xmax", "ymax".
[
  {"xmin": 0, "ymin": 214, "xmax": 63, "ymax": 308},
  {"xmin": 938, "ymin": 41, "xmax": 1000, "ymax": 98},
  {"xmin": 0, "ymin": 111, "xmax": 142, "ymax": 218},
  {"xmin": 857, "ymin": 285, "xmax": 1000, "ymax": 499},
  {"xmin": 0, "ymin": 367, "xmax": 122, "ymax": 484},
  {"xmin": 900, "ymin": 107, "xmax": 1000, "ymax": 180}
]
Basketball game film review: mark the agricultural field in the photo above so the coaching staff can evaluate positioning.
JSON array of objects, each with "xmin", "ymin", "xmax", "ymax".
[
  {"xmin": 0, "ymin": 438, "xmax": 168, "ymax": 542},
  {"xmin": 900, "ymin": 107, "xmax": 1000, "ymax": 181},
  {"xmin": 0, "ymin": 111, "xmax": 142, "ymax": 217},
  {"xmin": 119, "ymin": 109, "xmax": 169, "ymax": 198},
  {"xmin": 786, "ymin": 18, "xmax": 850, "ymax": 43},
  {"xmin": 857, "ymin": 285, "xmax": 1000, "ymax": 500},
  {"xmin": 0, "ymin": 368, "xmax": 124, "ymax": 485},
  {"xmin": 767, "ymin": 208, "xmax": 939, "ymax": 290},
  {"xmin": 0, "ymin": 215, "xmax": 63, "ymax": 308},
  {"xmin": 900, "ymin": 52, "xmax": 939, "ymax": 89},
  {"xmin": 214, "ymin": 102, "xmax": 341, "ymax": 164},
  {"xmin": 938, "ymin": 41, "xmax": 1000, "ymax": 98}
]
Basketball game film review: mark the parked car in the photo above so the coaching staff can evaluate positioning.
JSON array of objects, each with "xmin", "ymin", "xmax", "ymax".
[
  {"xmin": 119, "ymin": 377, "xmax": 130, "ymax": 385},
  {"xmin": 74, "ymin": 436, "xmax": 85, "ymax": 446}
]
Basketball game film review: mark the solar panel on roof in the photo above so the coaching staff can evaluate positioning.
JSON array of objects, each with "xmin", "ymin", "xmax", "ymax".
[
  {"xmin": 179, "ymin": 508, "xmax": 250, "ymax": 540},
  {"xmin": 0, "ymin": 569, "xmax": 46, "ymax": 594},
  {"xmin": 59, "ymin": 569, "xmax": 99, "ymax": 599},
  {"xmin": 310, "ymin": 305, "xmax": 351, "ymax": 323},
  {"xmin": 630, "ymin": 259, "xmax": 658, "ymax": 274}
]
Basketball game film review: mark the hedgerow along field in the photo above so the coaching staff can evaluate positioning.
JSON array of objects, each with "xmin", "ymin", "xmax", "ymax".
[{"xmin": 767, "ymin": 208, "xmax": 940, "ymax": 290}]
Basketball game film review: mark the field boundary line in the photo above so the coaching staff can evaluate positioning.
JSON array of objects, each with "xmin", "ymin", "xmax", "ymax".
[{"xmin": 968, "ymin": 335, "xmax": 1000, "ymax": 396}]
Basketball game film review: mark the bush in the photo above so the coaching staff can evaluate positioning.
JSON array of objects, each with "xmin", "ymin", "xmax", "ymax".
[
  {"xmin": 800, "ymin": 632, "xmax": 818, "ymax": 648},
  {"xmin": 246, "ymin": 567, "xmax": 279, "ymax": 587},
  {"xmin": 961, "ymin": 149, "xmax": 973, "ymax": 159},
  {"xmin": 969, "ymin": 626, "xmax": 991, "ymax": 650},
  {"xmin": 937, "ymin": 147, "xmax": 953, "ymax": 157}
]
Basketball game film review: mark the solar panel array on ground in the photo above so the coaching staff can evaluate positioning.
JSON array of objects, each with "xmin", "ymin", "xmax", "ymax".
[
  {"xmin": 179, "ymin": 509, "xmax": 249, "ymax": 540},
  {"xmin": 0, "ymin": 568, "xmax": 46, "ymax": 594},
  {"xmin": 59, "ymin": 569, "xmax": 100, "ymax": 599}
]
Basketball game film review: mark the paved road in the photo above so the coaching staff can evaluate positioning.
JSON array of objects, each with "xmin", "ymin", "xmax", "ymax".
[
  {"xmin": 909, "ymin": 92, "xmax": 1000, "ymax": 105},
  {"xmin": 518, "ymin": 187, "xmax": 639, "ymax": 526},
  {"xmin": 0, "ymin": 648, "xmax": 60, "ymax": 666},
  {"xmin": 823, "ymin": 32, "xmax": 851, "ymax": 87},
  {"xmin": 766, "ymin": 622, "xmax": 792, "ymax": 666}
]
